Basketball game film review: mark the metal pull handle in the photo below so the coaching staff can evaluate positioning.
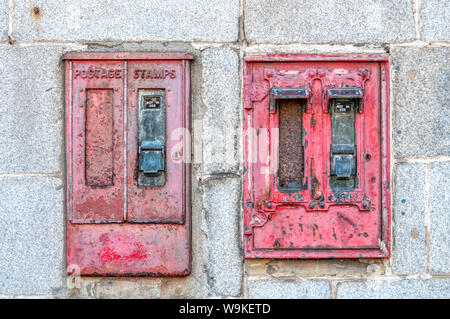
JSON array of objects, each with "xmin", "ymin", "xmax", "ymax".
[
  {"xmin": 330, "ymin": 145, "xmax": 356, "ymax": 179},
  {"xmin": 139, "ymin": 140, "xmax": 164, "ymax": 174}
]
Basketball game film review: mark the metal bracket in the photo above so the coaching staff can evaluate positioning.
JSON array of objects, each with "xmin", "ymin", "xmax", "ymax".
[
  {"xmin": 269, "ymin": 86, "xmax": 310, "ymax": 113},
  {"xmin": 324, "ymin": 87, "xmax": 364, "ymax": 113}
]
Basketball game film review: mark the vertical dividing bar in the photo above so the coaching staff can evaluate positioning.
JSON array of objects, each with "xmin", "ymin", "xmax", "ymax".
[{"xmin": 123, "ymin": 61, "xmax": 128, "ymax": 221}]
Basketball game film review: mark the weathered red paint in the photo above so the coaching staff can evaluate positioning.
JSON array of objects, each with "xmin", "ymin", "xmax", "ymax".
[
  {"xmin": 65, "ymin": 52, "xmax": 192, "ymax": 276},
  {"xmin": 85, "ymin": 89, "xmax": 114, "ymax": 187},
  {"xmin": 243, "ymin": 53, "xmax": 391, "ymax": 259}
]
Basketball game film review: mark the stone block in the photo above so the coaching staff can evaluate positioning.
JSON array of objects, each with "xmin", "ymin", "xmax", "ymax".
[
  {"xmin": 0, "ymin": 45, "xmax": 63, "ymax": 173},
  {"xmin": 202, "ymin": 177, "xmax": 242, "ymax": 296},
  {"xmin": 13, "ymin": 0, "xmax": 239, "ymax": 42},
  {"xmin": 201, "ymin": 48, "xmax": 240, "ymax": 174},
  {"xmin": 391, "ymin": 47, "xmax": 450, "ymax": 157},
  {"xmin": 429, "ymin": 162, "xmax": 450, "ymax": 273},
  {"xmin": 421, "ymin": 0, "xmax": 450, "ymax": 41},
  {"xmin": 0, "ymin": 176, "xmax": 64, "ymax": 295},
  {"xmin": 245, "ymin": 0, "xmax": 415, "ymax": 44},
  {"xmin": 392, "ymin": 163, "xmax": 426, "ymax": 274}
]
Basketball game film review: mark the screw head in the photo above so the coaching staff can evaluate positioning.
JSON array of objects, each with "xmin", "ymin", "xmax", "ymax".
[
  {"xmin": 267, "ymin": 201, "xmax": 272, "ymax": 208},
  {"xmin": 320, "ymin": 201, "xmax": 325, "ymax": 208},
  {"xmin": 309, "ymin": 201, "xmax": 315, "ymax": 208}
]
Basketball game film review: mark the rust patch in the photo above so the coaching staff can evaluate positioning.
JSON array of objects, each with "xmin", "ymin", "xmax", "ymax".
[
  {"xmin": 407, "ymin": 69, "xmax": 417, "ymax": 79},
  {"xmin": 278, "ymin": 99, "xmax": 304, "ymax": 188},
  {"xmin": 266, "ymin": 264, "xmax": 277, "ymax": 275},
  {"xmin": 257, "ymin": 183, "xmax": 271, "ymax": 209},
  {"xmin": 310, "ymin": 115, "xmax": 316, "ymax": 127},
  {"xmin": 311, "ymin": 172, "xmax": 321, "ymax": 200},
  {"xmin": 31, "ymin": 6, "xmax": 42, "ymax": 19},
  {"xmin": 273, "ymin": 238, "xmax": 281, "ymax": 248}
]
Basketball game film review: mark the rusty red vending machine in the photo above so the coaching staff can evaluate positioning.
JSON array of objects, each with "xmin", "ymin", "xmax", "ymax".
[
  {"xmin": 64, "ymin": 52, "xmax": 192, "ymax": 275},
  {"xmin": 243, "ymin": 54, "xmax": 391, "ymax": 259}
]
